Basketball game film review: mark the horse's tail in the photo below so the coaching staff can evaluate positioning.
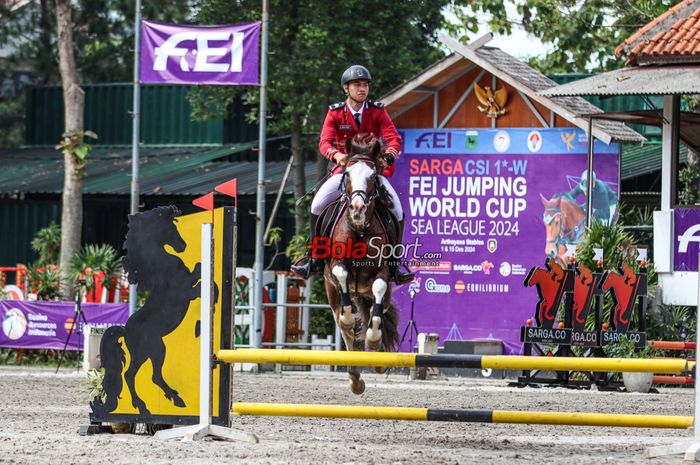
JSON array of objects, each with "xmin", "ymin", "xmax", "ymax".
[
  {"xmin": 382, "ymin": 301, "xmax": 401, "ymax": 351},
  {"xmin": 90, "ymin": 325, "xmax": 126, "ymax": 416}
]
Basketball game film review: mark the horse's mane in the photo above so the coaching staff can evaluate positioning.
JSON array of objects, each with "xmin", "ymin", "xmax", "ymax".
[{"xmin": 346, "ymin": 133, "xmax": 381, "ymax": 155}]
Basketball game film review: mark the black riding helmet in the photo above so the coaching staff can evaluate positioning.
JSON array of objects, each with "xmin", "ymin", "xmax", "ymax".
[{"xmin": 341, "ymin": 65, "xmax": 372, "ymax": 86}]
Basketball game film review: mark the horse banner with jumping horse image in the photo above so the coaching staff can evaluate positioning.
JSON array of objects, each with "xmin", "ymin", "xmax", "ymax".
[
  {"xmin": 391, "ymin": 128, "xmax": 620, "ymax": 354},
  {"xmin": 90, "ymin": 206, "xmax": 236, "ymax": 426}
]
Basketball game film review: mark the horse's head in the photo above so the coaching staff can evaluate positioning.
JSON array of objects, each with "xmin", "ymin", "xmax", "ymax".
[
  {"xmin": 559, "ymin": 195, "xmax": 586, "ymax": 232},
  {"xmin": 540, "ymin": 193, "xmax": 562, "ymax": 259},
  {"xmin": 122, "ymin": 205, "xmax": 184, "ymax": 285},
  {"xmin": 342, "ymin": 135, "xmax": 384, "ymax": 228}
]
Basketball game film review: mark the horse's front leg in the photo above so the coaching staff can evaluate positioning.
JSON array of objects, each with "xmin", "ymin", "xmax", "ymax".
[
  {"xmin": 366, "ymin": 276, "xmax": 388, "ymax": 351},
  {"xmin": 331, "ymin": 264, "xmax": 364, "ymax": 395},
  {"xmin": 332, "ymin": 264, "xmax": 355, "ymax": 335}
]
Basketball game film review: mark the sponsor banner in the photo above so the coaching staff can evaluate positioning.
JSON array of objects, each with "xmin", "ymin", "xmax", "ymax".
[
  {"xmin": 140, "ymin": 21, "xmax": 260, "ymax": 85},
  {"xmin": 521, "ymin": 326, "xmax": 572, "ymax": 345},
  {"xmin": 674, "ymin": 208, "xmax": 700, "ymax": 272},
  {"xmin": 0, "ymin": 301, "xmax": 128, "ymax": 350},
  {"xmin": 599, "ymin": 330, "xmax": 646, "ymax": 348},
  {"xmin": 393, "ymin": 128, "xmax": 620, "ymax": 354}
]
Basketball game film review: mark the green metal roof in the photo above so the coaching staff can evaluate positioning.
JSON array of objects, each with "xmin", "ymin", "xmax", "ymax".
[
  {"xmin": 0, "ymin": 141, "xmax": 321, "ymax": 196},
  {"xmin": 549, "ymin": 74, "xmax": 662, "ymax": 140},
  {"xmin": 2, "ymin": 139, "xmax": 685, "ymax": 195},
  {"xmin": 620, "ymin": 142, "xmax": 689, "ymax": 180}
]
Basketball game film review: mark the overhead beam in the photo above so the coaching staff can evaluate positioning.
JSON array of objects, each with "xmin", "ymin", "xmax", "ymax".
[
  {"xmin": 381, "ymin": 54, "xmax": 462, "ymax": 106},
  {"xmin": 391, "ymin": 93, "xmax": 433, "ymax": 120},
  {"xmin": 414, "ymin": 86, "xmax": 438, "ymax": 93},
  {"xmin": 518, "ymin": 90, "xmax": 549, "ymax": 128}
]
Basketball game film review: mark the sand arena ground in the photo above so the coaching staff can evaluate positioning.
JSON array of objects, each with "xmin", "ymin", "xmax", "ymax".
[{"xmin": 0, "ymin": 366, "xmax": 694, "ymax": 464}]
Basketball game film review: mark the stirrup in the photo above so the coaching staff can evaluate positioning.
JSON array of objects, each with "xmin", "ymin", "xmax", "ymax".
[
  {"xmin": 393, "ymin": 267, "xmax": 415, "ymax": 285},
  {"xmin": 290, "ymin": 257, "xmax": 312, "ymax": 279}
]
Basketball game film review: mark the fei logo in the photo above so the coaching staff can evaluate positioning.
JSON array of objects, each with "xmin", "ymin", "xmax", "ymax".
[
  {"xmin": 415, "ymin": 132, "xmax": 452, "ymax": 149},
  {"xmin": 154, "ymin": 31, "xmax": 245, "ymax": 73},
  {"xmin": 678, "ymin": 224, "xmax": 700, "ymax": 253}
]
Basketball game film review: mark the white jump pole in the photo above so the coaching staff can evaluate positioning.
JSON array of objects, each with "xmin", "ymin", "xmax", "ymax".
[
  {"xmin": 646, "ymin": 252, "xmax": 700, "ymax": 460},
  {"xmin": 155, "ymin": 222, "xmax": 257, "ymax": 443},
  {"xmin": 685, "ymin": 252, "xmax": 700, "ymax": 460}
]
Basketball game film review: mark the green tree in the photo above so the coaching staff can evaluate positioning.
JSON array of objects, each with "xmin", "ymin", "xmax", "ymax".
[
  {"xmin": 0, "ymin": 0, "xmax": 192, "ymax": 84},
  {"xmin": 190, "ymin": 0, "xmax": 496, "ymax": 234},
  {"xmin": 486, "ymin": 0, "xmax": 684, "ymax": 73}
]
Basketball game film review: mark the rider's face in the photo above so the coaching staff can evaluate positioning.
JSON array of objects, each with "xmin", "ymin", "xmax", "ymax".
[{"xmin": 345, "ymin": 80, "xmax": 369, "ymax": 103}]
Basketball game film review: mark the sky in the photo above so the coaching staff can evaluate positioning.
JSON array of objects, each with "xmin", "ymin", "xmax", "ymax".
[{"xmin": 453, "ymin": 1, "xmax": 555, "ymax": 60}]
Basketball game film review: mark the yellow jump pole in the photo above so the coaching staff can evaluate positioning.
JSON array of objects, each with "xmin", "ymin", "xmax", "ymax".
[
  {"xmin": 232, "ymin": 403, "xmax": 693, "ymax": 429},
  {"xmin": 216, "ymin": 349, "xmax": 693, "ymax": 374}
]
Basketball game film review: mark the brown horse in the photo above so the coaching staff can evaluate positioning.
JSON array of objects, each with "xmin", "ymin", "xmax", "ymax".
[
  {"xmin": 540, "ymin": 194, "xmax": 586, "ymax": 266},
  {"xmin": 324, "ymin": 135, "xmax": 399, "ymax": 395}
]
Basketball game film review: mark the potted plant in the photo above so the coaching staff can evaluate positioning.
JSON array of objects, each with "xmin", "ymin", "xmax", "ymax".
[{"xmin": 603, "ymin": 336, "xmax": 660, "ymax": 393}]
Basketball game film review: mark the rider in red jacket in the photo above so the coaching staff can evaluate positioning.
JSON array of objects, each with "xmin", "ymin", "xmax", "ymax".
[{"xmin": 291, "ymin": 65, "xmax": 413, "ymax": 285}]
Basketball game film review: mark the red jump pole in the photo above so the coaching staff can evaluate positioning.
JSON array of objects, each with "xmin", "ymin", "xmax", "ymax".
[{"xmin": 650, "ymin": 341, "xmax": 697, "ymax": 351}]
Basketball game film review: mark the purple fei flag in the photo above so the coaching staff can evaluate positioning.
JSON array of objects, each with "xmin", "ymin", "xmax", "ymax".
[
  {"xmin": 140, "ymin": 20, "xmax": 260, "ymax": 85},
  {"xmin": 0, "ymin": 301, "xmax": 129, "ymax": 350}
]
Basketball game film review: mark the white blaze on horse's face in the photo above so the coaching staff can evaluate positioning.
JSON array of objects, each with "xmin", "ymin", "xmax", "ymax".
[{"xmin": 347, "ymin": 161, "xmax": 374, "ymax": 226}]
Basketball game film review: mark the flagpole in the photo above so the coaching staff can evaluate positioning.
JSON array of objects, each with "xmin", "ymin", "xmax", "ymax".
[
  {"xmin": 253, "ymin": 0, "xmax": 268, "ymax": 349},
  {"xmin": 129, "ymin": 0, "xmax": 142, "ymax": 316}
]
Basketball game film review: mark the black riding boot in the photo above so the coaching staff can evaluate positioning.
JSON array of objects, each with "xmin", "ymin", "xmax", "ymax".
[
  {"xmin": 393, "ymin": 217, "xmax": 415, "ymax": 285},
  {"xmin": 290, "ymin": 214, "xmax": 323, "ymax": 279}
]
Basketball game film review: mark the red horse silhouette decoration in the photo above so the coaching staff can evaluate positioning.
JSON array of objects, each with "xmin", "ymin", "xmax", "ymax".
[
  {"xmin": 572, "ymin": 264, "xmax": 600, "ymax": 332},
  {"xmin": 601, "ymin": 263, "xmax": 639, "ymax": 333},
  {"xmin": 524, "ymin": 259, "xmax": 567, "ymax": 329}
]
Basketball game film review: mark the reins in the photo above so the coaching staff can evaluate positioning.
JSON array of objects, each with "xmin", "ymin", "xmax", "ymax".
[{"xmin": 338, "ymin": 154, "xmax": 381, "ymax": 233}]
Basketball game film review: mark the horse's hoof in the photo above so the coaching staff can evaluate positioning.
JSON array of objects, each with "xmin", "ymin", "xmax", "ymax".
[
  {"xmin": 168, "ymin": 393, "xmax": 185, "ymax": 408},
  {"xmin": 366, "ymin": 327, "xmax": 382, "ymax": 345},
  {"xmin": 366, "ymin": 338, "xmax": 381, "ymax": 352},
  {"xmin": 350, "ymin": 378, "xmax": 365, "ymax": 395},
  {"xmin": 135, "ymin": 405, "xmax": 151, "ymax": 416}
]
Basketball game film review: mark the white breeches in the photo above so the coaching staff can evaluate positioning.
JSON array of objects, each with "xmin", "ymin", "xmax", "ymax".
[{"xmin": 310, "ymin": 173, "xmax": 403, "ymax": 219}]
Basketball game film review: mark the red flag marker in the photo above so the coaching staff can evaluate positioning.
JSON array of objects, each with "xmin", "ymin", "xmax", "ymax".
[
  {"xmin": 193, "ymin": 192, "xmax": 214, "ymax": 211},
  {"xmin": 215, "ymin": 178, "xmax": 237, "ymax": 206}
]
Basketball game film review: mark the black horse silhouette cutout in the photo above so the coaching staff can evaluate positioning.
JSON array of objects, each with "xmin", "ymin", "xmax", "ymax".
[{"xmin": 91, "ymin": 206, "xmax": 202, "ymax": 417}]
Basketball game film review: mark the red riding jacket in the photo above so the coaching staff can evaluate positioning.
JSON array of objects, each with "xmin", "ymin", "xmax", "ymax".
[{"xmin": 318, "ymin": 99, "xmax": 401, "ymax": 177}]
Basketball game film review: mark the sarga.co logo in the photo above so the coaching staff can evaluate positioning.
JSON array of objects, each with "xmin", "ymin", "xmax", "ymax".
[{"xmin": 425, "ymin": 278, "xmax": 450, "ymax": 293}]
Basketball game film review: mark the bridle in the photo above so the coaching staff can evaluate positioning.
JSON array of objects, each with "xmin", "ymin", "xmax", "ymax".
[
  {"xmin": 543, "ymin": 204, "xmax": 585, "ymax": 252},
  {"xmin": 339, "ymin": 154, "xmax": 381, "ymax": 231}
]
